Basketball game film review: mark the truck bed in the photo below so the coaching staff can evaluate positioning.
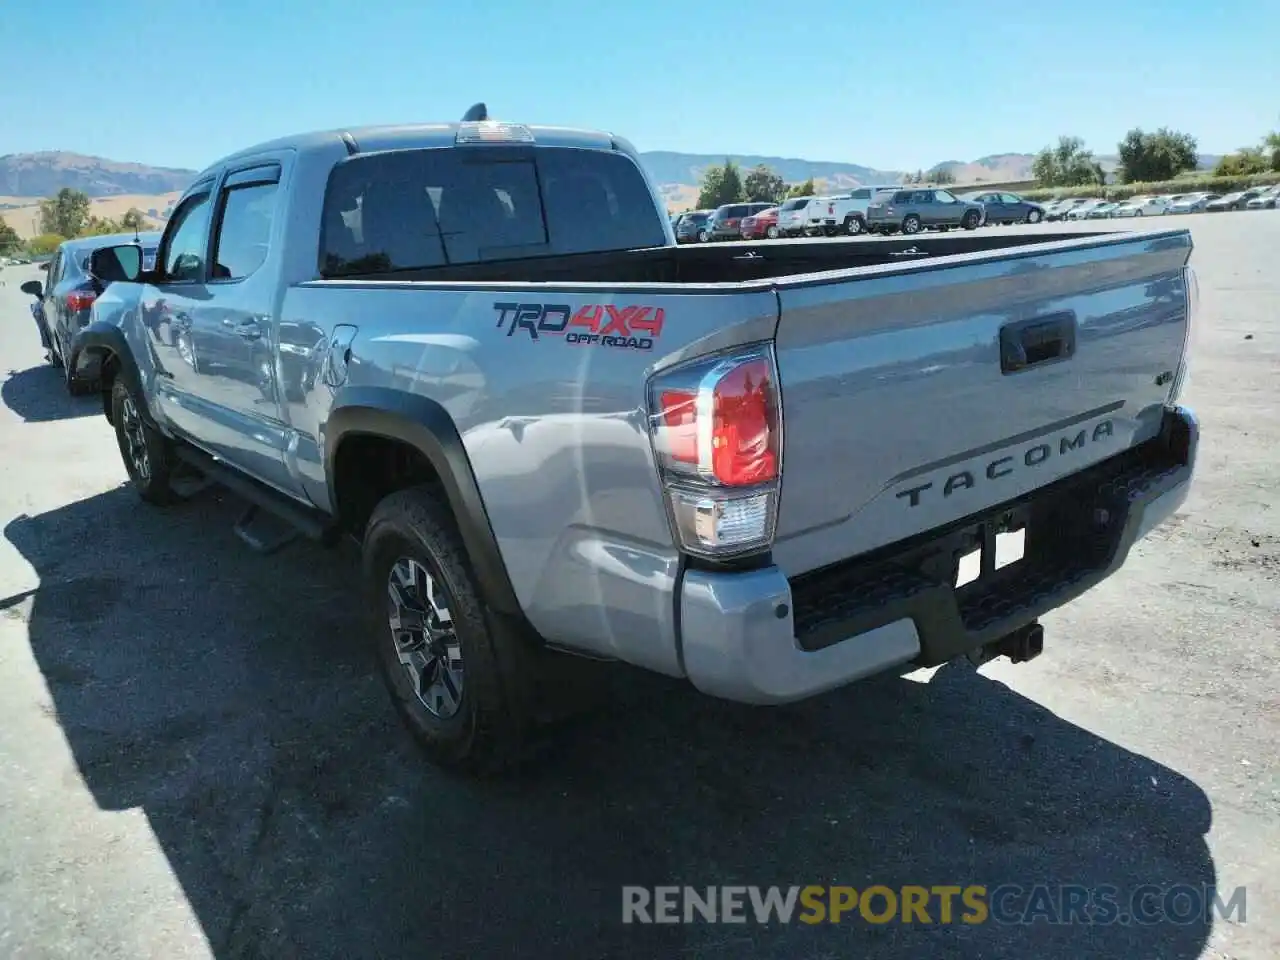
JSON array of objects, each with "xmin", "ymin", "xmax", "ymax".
[{"xmin": 316, "ymin": 229, "xmax": 1137, "ymax": 286}]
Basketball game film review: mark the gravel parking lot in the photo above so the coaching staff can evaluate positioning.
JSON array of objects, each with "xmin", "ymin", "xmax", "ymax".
[{"xmin": 1, "ymin": 212, "xmax": 1276, "ymax": 960}]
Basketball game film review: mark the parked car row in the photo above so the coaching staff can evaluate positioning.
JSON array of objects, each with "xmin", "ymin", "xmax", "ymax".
[
  {"xmin": 1043, "ymin": 185, "xmax": 1280, "ymax": 221},
  {"xmin": 674, "ymin": 185, "xmax": 996, "ymax": 242},
  {"xmin": 673, "ymin": 181, "xmax": 1280, "ymax": 244}
]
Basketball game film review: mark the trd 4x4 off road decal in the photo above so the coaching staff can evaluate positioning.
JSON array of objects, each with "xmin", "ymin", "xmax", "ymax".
[{"xmin": 494, "ymin": 302, "xmax": 665, "ymax": 350}]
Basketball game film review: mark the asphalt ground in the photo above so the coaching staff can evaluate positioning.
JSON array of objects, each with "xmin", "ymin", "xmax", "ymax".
[{"xmin": 0, "ymin": 210, "xmax": 1276, "ymax": 959}]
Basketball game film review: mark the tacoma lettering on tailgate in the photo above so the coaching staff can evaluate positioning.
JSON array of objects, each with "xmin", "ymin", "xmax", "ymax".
[
  {"xmin": 494, "ymin": 302, "xmax": 664, "ymax": 350},
  {"xmin": 895, "ymin": 420, "xmax": 1116, "ymax": 508}
]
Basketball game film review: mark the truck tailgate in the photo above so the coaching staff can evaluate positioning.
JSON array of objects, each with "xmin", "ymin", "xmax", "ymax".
[{"xmin": 770, "ymin": 230, "xmax": 1192, "ymax": 578}]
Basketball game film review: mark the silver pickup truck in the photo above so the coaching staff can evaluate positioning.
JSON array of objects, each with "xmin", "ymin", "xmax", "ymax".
[{"xmin": 68, "ymin": 105, "xmax": 1199, "ymax": 774}]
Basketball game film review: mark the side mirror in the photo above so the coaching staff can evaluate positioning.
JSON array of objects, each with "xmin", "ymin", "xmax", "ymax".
[
  {"xmin": 38, "ymin": 261, "xmax": 50, "ymax": 271},
  {"xmin": 20, "ymin": 280, "xmax": 43, "ymax": 297},
  {"xmin": 88, "ymin": 243, "xmax": 143, "ymax": 284}
]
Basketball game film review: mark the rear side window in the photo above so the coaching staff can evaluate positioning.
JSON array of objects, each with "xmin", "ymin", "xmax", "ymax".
[
  {"xmin": 851, "ymin": 189, "xmax": 870, "ymax": 200},
  {"xmin": 320, "ymin": 146, "xmax": 666, "ymax": 277},
  {"xmin": 893, "ymin": 191, "xmax": 913, "ymax": 203},
  {"xmin": 778, "ymin": 198, "xmax": 807, "ymax": 211},
  {"xmin": 212, "ymin": 182, "xmax": 279, "ymax": 280}
]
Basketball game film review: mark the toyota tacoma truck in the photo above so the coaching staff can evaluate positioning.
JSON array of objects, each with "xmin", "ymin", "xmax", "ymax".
[{"xmin": 75, "ymin": 104, "xmax": 1199, "ymax": 774}]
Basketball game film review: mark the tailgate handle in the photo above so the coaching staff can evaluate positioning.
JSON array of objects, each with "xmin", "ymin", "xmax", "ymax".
[{"xmin": 1000, "ymin": 312, "xmax": 1076, "ymax": 374}]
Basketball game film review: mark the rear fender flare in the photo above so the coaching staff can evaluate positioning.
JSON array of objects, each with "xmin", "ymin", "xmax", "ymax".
[
  {"xmin": 324, "ymin": 386, "xmax": 522, "ymax": 616},
  {"xmin": 69, "ymin": 322, "xmax": 148, "ymax": 424}
]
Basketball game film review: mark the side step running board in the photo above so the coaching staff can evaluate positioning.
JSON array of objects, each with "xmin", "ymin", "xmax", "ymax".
[{"xmin": 172, "ymin": 443, "xmax": 340, "ymax": 553}]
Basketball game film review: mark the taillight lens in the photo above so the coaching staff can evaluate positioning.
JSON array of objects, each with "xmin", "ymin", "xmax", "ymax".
[
  {"xmin": 647, "ymin": 346, "xmax": 782, "ymax": 558},
  {"xmin": 66, "ymin": 289, "xmax": 97, "ymax": 312}
]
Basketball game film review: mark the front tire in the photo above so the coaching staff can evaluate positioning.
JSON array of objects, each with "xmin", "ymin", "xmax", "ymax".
[
  {"xmin": 1027, "ymin": 208, "xmax": 1043, "ymax": 223},
  {"xmin": 363, "ymin": 486, "xmax": 540, "ymax": 775},
  {"xmin": 766, "ymin": 225, "xmax": 779, "ymax": 239},
  {"xmin": 111, "ymin": 378, "xmax": 175, "ymax": 504}
]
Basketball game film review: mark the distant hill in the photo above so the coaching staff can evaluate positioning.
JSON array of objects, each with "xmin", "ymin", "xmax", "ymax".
[
  {"xmin": 0, "ymin": 151, "xmax": 195, "ymax": 199},
  {"xmin": 638, "ymin": 151, "xmax": 904, "ymax": 192}
]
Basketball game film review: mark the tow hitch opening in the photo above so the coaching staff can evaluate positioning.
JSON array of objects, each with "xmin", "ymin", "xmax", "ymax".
[{"xmin": 995, "ymin": 621, "xmax": 1045, "ymax": 664}]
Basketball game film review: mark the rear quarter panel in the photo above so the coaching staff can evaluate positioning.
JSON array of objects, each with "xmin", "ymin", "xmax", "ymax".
[{"xmin": 284, "ymin": 281, "xmax": 778, "ymax": 673}]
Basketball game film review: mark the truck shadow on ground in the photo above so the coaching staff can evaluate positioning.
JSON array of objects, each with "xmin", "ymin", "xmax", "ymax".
[
  {"xmin": 5, "ymin": 485, "xmax": 1216, "ymax": 960},
  {"xmin": 2, "ymin": 364, "xmax": 102, "ymax": 423}
]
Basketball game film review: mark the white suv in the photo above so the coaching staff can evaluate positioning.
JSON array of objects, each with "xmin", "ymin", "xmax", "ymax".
[{"xmin": 811, "ymin": 185, "xmax": 901, "ymax": 236}]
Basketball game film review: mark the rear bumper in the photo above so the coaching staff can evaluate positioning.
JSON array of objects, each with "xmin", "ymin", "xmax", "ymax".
[{"xmin": 678, "ymin": 405, "xmax": 1198, "ymax": 705}]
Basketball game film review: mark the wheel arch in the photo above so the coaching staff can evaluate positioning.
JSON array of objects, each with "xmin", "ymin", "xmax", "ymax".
[
  {"xmin": 70, "ymin": 322, "xmax": 147, "ymax": 425},
  {"xmin": 325, "ymin": 386, "xmax": 522, "ymax": 616}
]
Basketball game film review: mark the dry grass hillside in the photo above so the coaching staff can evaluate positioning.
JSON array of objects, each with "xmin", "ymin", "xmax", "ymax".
[{"xmin": 1, "ymin": 193, "xmax": 178, "ymax": 239}]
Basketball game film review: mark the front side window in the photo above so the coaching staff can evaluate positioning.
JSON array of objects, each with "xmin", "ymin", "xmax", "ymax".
[
  {"xmin": 163, "ymin": 193, "xmax": 213, "ymax": 282},
  {"xmin": 934, "ymin": 190, "xmax": 958, "ymax": 204},
  {"xmin": 211, "ymin": 182, "xmax": 279, "ymax": 280},
  {"xmin": 319, "ymin": 146, "xmax": 666, "ymax": 277}
]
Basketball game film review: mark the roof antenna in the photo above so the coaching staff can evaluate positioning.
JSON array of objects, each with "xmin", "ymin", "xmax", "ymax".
[{"xmin": 461, "ymin": 102, "xmax": 489, "ymax": 122}]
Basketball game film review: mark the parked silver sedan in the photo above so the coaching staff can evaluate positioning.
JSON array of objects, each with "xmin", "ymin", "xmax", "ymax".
[
  {"xmin": 1167, "ymin": 192, "xmax": 1219, "ymax": 214},
  {"xmin": 1244, "ymin": 186, "xmax": 1280, "ymax": 210}
]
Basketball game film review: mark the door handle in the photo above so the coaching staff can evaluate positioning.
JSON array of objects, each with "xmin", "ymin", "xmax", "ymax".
[
  {"xmin": 1000, "ymin": 312, "xmax": 1077, "ymax": 374},
  {"xmin": 235, "ymin": 319, "xmax": 263, "ymax": 340}
]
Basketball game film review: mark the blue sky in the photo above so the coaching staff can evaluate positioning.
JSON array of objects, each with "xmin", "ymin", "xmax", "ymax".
[{"xmin": 2, "ymin": 0, "xmax": 1276, "ymax": 172}]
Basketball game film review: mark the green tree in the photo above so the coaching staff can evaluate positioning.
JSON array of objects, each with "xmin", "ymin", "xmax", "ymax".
[
  {"xmin": 82, "ymin": 216, "xmax": 123, "ymax": 236},
  {"xmin": 1214, "ymin": 147, "xmax": 1269, "ymax": 176},
  {"xmin": 0, "ymin": 219, "xmax": 20, "ymax": 256},
  {"xmin": 743, "ymin": 164, "xmax": 785, "ymax": 203},
  {"xmin": 696, "ymin": 159, "xmax": 746, "ymax": 208},
  {"xmin": 38, "ymin": 188, "xmax": 91, "ymax": 239},
  {"xmin": 785, "ymin": 178, "xmax": 817, "ymax": 198},
  {"xmin": 1116, "ymin": 127, "xmax": 1198, "ymax": 183},
  {"xmin": 1032, "ymin": 136, "xmax": 1101, "ymax": 187},
  {"xmin": 120, "ymin": 207, "xmax": 148, "ymax": 231},
  {"xmin": 27, "ymin": 233, "xmax": 67, "ymax": 257},
  {"xmin": 933, "ymin": 168, "xmax": 956, "ymax": 185},
  {"xmin": 1263, "ymin": 130, "xmax": 1280, "ymax": 172}
]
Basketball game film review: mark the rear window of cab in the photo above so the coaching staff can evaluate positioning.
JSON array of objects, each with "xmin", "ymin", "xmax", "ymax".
[{"xmin": 319, "ymin": 146, "xmax": 667, "ymax": 277}]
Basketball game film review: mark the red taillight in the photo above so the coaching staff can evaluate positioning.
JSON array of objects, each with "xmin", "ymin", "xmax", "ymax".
[
  {"xmin": 648, "ymin": 348, "xmax": 782, "ymax": 558},
  {"xmin": 710, "ymin": 358, "xmax": 777, "ymax": 485},
  {"xmin": 66, "ymin": 290, "xmax": 96, "ymax": 312}
]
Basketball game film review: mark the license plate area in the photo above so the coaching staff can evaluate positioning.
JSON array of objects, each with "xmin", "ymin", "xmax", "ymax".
[{"xmin": 953, "ymin": 511, "xmax": 1028, "ymax": 589}]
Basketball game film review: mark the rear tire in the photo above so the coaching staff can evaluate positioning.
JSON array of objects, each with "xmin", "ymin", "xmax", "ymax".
[
  {"xmin": 766, "ymin": 225, "xmax": 779, "ymax": 239},
  {"xmin": 962, "ymin": 211, "xmax": 981, "ymax": 230},
  {"xmin": 111, "ymin": 378, "xmax": 176, "ymax": 504},
  {"xmin": 363, "ymin": 486, "xmax": 544, "ymax": 775},
  {"xmin": 843, "ymin": 215, "xmax": 864, "ymax": 236},
  {"xmin": 902, "ymin": 215, "xmax": 922, "ymax": 235}
]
